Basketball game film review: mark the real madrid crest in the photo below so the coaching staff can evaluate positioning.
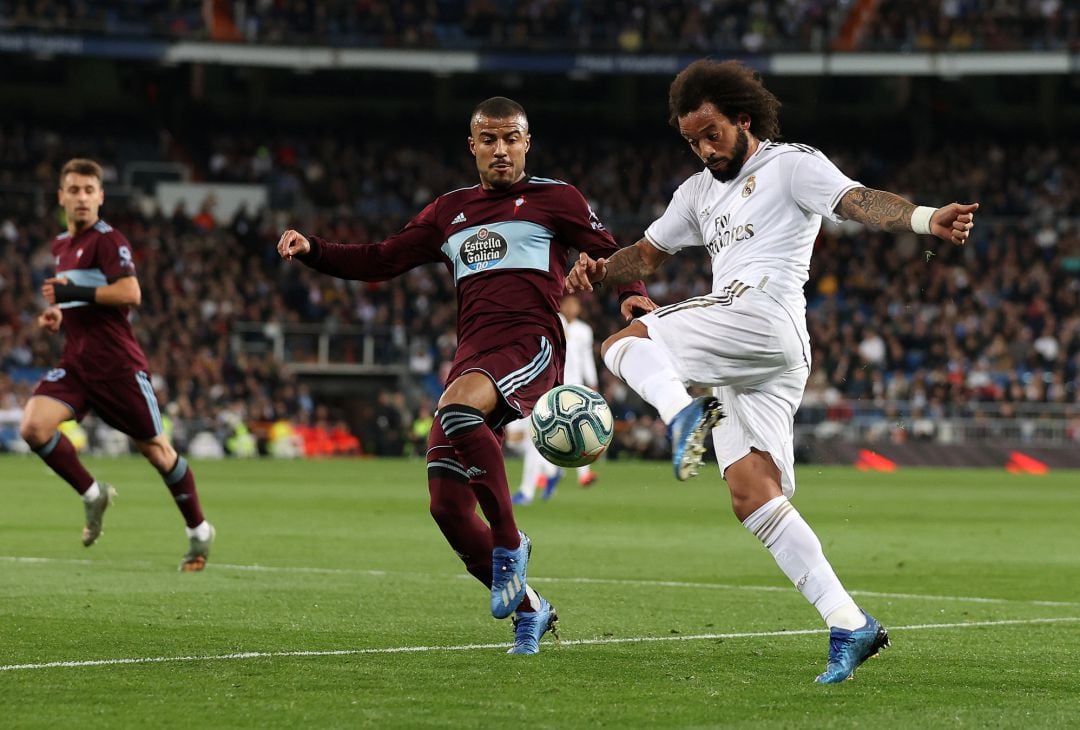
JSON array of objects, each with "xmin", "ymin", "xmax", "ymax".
[{"xmin": 741, "ymin": 175, "xmax": 756, "ymax": 198}]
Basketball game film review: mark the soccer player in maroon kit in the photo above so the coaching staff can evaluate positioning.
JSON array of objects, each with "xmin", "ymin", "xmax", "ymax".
[
  {"xmin": 278, "ymin": 97, "xmax": 653, "ymax": 653},
  {"xmin": 20, "ymin": 158, "xmax": 215, "ymax": 571}
]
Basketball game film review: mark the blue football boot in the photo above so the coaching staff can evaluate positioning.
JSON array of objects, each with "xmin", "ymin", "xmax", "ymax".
[
  {"xmin": 507, "ymin": 597, "xmax": 559, "ymax": 655},
  {"xmin": 815, "ymin": 611, "xmax": 890, "ymax": 683},
  {"xmin": 491, "ymin": 531, "xmax": 531, "ymax": 619},
  {"xmin": 541, "ymin": 469, "xmax": 564, "ymax": 500},
  {"xmin": 511, "ymin": 491, "xmax": 533, "ymax": 506},
  {"xmin": 668, "ymin": 396, "xmax": 724, "ymax": 481}
]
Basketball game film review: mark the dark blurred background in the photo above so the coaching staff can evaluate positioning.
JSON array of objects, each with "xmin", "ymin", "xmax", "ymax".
[{"xmin": 1, "ymin": 1, "xmax": 1078, "ymax": 464}]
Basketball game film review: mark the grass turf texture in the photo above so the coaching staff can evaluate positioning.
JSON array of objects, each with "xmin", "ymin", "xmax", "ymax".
[{"xmin": 2, "ymin": 456, "xmax": 1079, "ymax": 728}]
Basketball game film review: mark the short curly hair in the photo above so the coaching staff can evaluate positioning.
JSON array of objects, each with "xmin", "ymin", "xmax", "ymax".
[{"xmin": 668, "ymin": 59, "xmax": 781, "ymax": 140}]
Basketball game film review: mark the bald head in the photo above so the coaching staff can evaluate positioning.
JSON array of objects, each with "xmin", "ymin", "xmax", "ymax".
[
  {"xmin": 470, "ymin": 96, "xmax": 529, "ymax": 134},
  {"xmin": 468, "ymin": 96, "xmax": 531, "ymax": 191}
]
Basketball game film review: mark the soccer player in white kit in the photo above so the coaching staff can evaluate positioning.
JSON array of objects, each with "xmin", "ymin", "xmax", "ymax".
[
  {"xmin": 511, "ymin": 294, "xmax": 600, "ymax": 504},
  {"xmin": 566, "ymin": 59, "xmax": 978, "ymax": 683}
]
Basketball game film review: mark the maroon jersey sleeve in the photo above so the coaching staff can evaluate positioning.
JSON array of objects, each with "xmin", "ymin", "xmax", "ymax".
[
  {"xmin": 552, "ymin": 185, "xmax": 648, "ymax": 301},
  {"xmin": 300, "ymin": 201, "xmax": 447, "ymax": 282},
  {"xmin": 96, "ymin": 231, "xmax": 137, "ymax": 281}
]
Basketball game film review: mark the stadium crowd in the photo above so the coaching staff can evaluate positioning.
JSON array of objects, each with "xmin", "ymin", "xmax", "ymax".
[
  {"xmin": 1, "ymin": 122, "xmax": 1078, "ymax": 456},
  {"xmin": 1, "ymin": 0, "xmax": 1076, "ymax": 52}
]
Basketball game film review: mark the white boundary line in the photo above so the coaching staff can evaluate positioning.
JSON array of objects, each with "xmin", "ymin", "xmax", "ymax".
[
  {"xmin": 4, "ymin": 555, "xmax": 1079, "ymax": 608},
  {"xmin": 2, "ymin": 617, "xmax": 1078, "ymax": 673}
]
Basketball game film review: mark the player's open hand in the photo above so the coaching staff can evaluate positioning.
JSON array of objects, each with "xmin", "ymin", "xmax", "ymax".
[
  {"xmin": 38, "ymin": 306, "xmax": 62, "ymax": 333},
  {"xmin": 41, "ymin": 277, "xmax": 69, "ymax": 305},
  {"xmin": 620, "ymin": 294, "xmax": 657, "ymax": 322},
  {"xmin": 565, "ymin": 252, "xmax": 606, "ymax": 293},
  {"xmin": 277, "ymin": 229, "xmax": 311, "ymax": 260},
  {"xmin": 931, "ymin": 202, "xmax": 979, "ymax": 246}
]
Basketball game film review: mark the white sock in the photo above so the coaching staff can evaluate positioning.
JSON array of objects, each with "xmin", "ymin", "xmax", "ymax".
[
  {"xmin": 742, "ymin": 496, "xmax": 864, "ymax": 630},
  {"xmin": 576, "ymin": 465, "xmax": 592, "ymax": 480},
  {"xmin": 186, "ymin": 520, "xmax": 212, "ymax": 541},
  {"xmin": 519, "ymin": 441, "xmax": 544, "ymax": 499},
  {"xmin": 81, "ymin": 481, "xmax": 100, "ymax": 503},
  {"xmin": 603, "ymin": 337, "xmax": 691, "ymax": 424}
]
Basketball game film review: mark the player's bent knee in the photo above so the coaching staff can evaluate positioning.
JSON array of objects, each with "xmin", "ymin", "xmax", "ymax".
[
  {"xmin": 725, "ymin": 450, "xmax": 783, "ymax": 521},
  {"xmin": 600, "ymin": 321, "xmax": 650, "ymax": 360},
  {"xmin": 19, "ymin": 421, "xmax": 52, "ymax": 449}
]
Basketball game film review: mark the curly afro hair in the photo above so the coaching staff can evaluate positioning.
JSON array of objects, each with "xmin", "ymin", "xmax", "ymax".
[{"xmin": 668, "ymin": 59, "xmax": 781, "ymax": 140}]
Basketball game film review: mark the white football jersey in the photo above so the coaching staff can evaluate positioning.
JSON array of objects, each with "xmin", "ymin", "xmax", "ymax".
[
  {"xmin": 559, "ymin": 314, "xmax": 598, "ymax": 388},
  {"xmin": 644, "ymin": 141, "xmax": 860, "ymax": 329}
]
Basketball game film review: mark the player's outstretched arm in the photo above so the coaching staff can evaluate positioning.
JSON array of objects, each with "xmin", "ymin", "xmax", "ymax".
[
  {"xmin": 835, "ymin": 187, "xmax": 979, "ymax": 245},
  {"xmin": 566, "ymin": 238, "xmax": 671, "ymax": 294}
]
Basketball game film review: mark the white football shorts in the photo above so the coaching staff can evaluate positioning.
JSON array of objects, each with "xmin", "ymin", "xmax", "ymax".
[{"xmin": 638, "ymin": 283, "xmax": 810, "ymax": 496}]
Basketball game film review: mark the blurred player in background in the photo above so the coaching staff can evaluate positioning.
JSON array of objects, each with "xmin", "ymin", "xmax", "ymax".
[
  {"xmin": 512, "ymin": 293, "xmax": 599, "ymax": 504},
  {"xmin": 568, "ymin": 59, "xmax": 978, "ymax": 682},
  {"xmin": 20, "ymin": 158, "xmax": 214, "ymax": 571},
  {"xmin": 277, "ymin": 97, "xmax": 652, "ymax": 653}
]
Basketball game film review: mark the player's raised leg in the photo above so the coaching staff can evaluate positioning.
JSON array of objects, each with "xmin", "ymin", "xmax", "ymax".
[
  {"xmin": 134, "ymin": 434, "xmax": 213, "ymax": 571},
  {"xmin": 601, "ymin": 322, "xmax": 722, "ymax": 481},
  {"xmin": 728, "ymin": 449, "xmax": 888, "ymax": 682},
  {"xmin": 20, "ymin": 393, "xmax": 115, "ymax": 547}
]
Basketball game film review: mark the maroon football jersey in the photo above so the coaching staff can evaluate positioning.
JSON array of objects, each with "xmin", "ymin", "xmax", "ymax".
[
  {"xmin": 300, "ymin": 176, "xmax": 647, "ymax": 377},
  {"xmin": 52, "ymin": 219, "xmax": 149, "ymax": 378}
]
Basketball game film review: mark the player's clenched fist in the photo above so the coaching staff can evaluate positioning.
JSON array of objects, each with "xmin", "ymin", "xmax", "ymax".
[
  {"xmin": 38, "ymin": 306, "xmax": 62, "ymax": 333},
  {"xmin": 931, "ymin": 202, "xmax": 979, "ymax": 246},
  {"xmin": 277, "ymin": 229, "xmax": 311, "ymax": 260}
]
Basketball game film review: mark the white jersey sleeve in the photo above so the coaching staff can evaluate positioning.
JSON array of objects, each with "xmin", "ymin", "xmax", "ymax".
[
  {"xmin": 785, "ymin": 150, "xmax": 861, "ymax": 224},
  {"xmin": 643, "ymin": 176, "xmax": 705, "ymax": 253}
]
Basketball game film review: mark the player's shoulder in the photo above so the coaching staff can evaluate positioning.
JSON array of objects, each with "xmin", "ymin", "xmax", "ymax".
[
  {"xmin": 758, "ymin": 140, "xmax": 834, "ymax": 166},
  {"xmin": 526, "ymin": 175, "xmax": 569, "ymax": 187},
  {"xmin": 527, "ymin": 176, "xmax": 586, "ymax": 200},
  {"xmin": 91, "ymin": 220, "xmax": 131, "ymax": 244},
  {"xmin": 438, "ymin": 183, "xmax": 482, "ymax": 203}
]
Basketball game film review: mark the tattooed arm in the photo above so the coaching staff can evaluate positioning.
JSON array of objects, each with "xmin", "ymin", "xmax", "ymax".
[
  {"xmin": 836, "ymin": 187, "xmax": 980, "ymax": 245},
  {"xmin": 565, "ymin": 238, "xmax": 672, "ymax": 293},
  {"xmin": 836, "ymin": 187, "xmax": 915, "ymax": 232}
]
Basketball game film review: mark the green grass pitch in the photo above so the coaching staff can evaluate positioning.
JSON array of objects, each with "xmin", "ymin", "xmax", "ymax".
[{"xmin": 2, "ymin": 455, "xmax": 1079, "ymax": 728}]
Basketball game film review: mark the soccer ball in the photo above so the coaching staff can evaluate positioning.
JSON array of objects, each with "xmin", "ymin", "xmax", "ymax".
[{"xmin": 530, "ymin": 384, "xmax": 614, "ymax": 467}]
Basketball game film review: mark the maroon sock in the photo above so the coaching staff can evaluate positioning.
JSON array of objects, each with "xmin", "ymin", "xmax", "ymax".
[
  {"xmin": 427, "ymin": 424, "xmax": 535, "ymax": 611},
  {"xmin": 163, "ymin": 456, "xmax": 205, "ymax": 528},
  {"xmin": 438, "ymin": 405, "xmax": 520, "ymax": 549},
  {"xmin": 428, "ymin": 467, "xmax": 494, "ymax": 587},
  {"xmin": 33, "ymin": 432, "xmax": 94, "ymax": 494}
]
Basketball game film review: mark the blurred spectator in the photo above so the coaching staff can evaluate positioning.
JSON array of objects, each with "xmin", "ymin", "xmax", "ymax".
[{"xmin": 3, "ymin": 1, "xmax": 1074, "ymax": 52}]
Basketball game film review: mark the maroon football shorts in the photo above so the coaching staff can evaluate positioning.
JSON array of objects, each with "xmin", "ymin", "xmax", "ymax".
[
  {"xmin": 32, "ymin": 365, "xmax": 164, "ymax": 442},
  {"xmin": 449, "ymin": 334, "xmax": 558, "ymax": 430}
]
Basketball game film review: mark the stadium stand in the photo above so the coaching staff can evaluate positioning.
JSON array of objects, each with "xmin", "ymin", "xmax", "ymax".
[
  {"xmin": 2, "ymin": 118, "xmax": 1077, "ymax": 458},
  {"xmin": 1, "ymin": 1, "xmax": 1075, "ymax": 51}
]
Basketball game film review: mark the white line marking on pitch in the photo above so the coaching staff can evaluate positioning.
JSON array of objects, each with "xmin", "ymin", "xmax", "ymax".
[
  {"xmin": 4, "ymin": 555, "xmax": 1079, "ymax": 608},
  {"xmin": 1, "ymin": 616, "xmax": 1077, "ymax": 673}
]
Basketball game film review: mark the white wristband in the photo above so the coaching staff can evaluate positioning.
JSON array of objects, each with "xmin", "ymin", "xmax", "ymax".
[{"xmin": 911, "ymin": 206, "xmax": 936, "ymax": 235}]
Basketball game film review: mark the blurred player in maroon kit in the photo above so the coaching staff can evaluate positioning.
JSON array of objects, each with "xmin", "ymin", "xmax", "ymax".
[
  {"xmin": 278, "ymin": 97, "xmax": 652, "ymax": 653},
  {"xmin": 20, "ymin": 158, "xmax": 215, "ymax": 571}
]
